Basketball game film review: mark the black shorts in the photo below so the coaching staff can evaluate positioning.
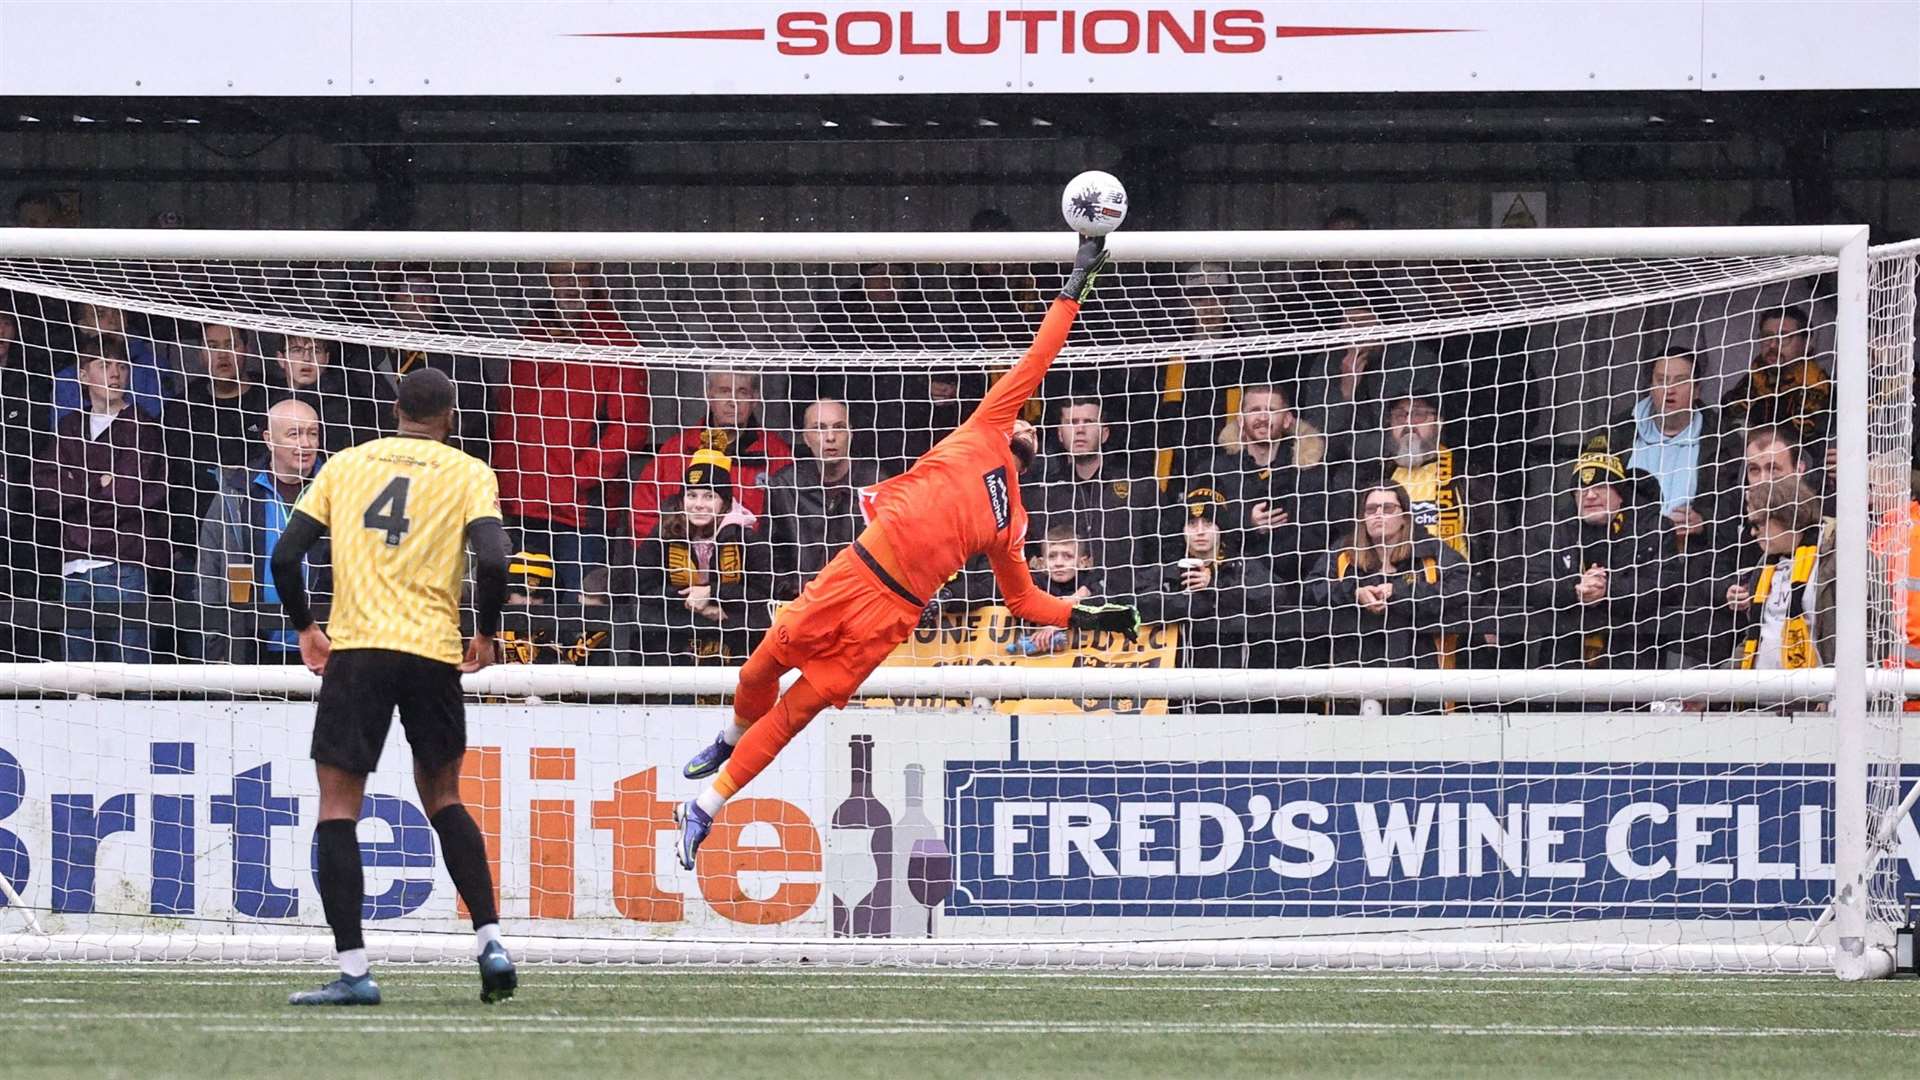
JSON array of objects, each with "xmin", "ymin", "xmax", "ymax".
[{"xmin": 312, "ymin": 648, "xmax": 466, "ymax": 774}]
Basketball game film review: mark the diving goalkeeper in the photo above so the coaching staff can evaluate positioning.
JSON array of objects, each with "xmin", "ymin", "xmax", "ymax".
[{"xmin": 675, "ymin": 234, "xmax": 1139, "ymax": 866}]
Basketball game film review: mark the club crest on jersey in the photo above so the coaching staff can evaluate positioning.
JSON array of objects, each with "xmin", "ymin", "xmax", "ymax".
[{"xmin": 983, "ymin": 466, "xmax": 1011, "ymax": 530}]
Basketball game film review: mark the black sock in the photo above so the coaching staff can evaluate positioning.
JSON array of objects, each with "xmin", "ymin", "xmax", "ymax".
[
  {"xmin": 313, "ymin": 818, "xmax": 365, "ymax": 954},
  {"xmin": 430, "ymin": 804, "xmax": 499, "ymax": 929}
]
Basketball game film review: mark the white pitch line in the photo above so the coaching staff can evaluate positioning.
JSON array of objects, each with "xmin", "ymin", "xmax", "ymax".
[
  {"xmin": 0, "ymin": 966, "xmax": 1838, "ymax": 985},
  {"xmin": 181, "ymin": 1020, "xmax": 1920, "ymax": 1040}
]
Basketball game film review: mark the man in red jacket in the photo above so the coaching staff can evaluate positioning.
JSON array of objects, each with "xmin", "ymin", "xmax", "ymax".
[
  {"xmin": 492, "ymin": 261, "xmax": 649, "ymax": 593},
  {"xmin": 628, "ymin": 370, "xmax": 793, "ymax": 538}
]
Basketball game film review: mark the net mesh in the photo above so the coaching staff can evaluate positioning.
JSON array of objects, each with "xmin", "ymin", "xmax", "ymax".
[{"xmin": 0, "ymin": 236, "xmax": 1903, "ymax": 970}]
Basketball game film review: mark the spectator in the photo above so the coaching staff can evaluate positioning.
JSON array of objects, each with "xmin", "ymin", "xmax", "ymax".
[
  {"xmin": 51, "ymin": 304, "xmax": 170, "ymax": 420},
  {"xmin": 265, "ymin": 334, "xmax": 387, "ymax": 454},
  {"xmin": 1131, "ymin": 486, "xmax": 1275, "ymax": 669},
  {"xmin": 1293, "ymin": 306, "xmax": 1399, "ymax": 465},
  {"xmin": 1421, "ymin": 263, "xmax": 1536, "ymax": 494},
  {"xmin": 1744, "ymin": 423, "xmax": 1821, "ymax": 492},
  {"xmin": 195, "ymin": 399, "xmax": 328, "ymax": 663},
  {"xmin": 493, "ymin": 261, "xmax": 649, "ymax": 593},
  {"xmin": 1522, "ymin": 452, "xmax": 1675, "ymax": 669},
  {"xmin": 13, "ymin": 189, "xmax": 71, "ymax": 228},
  {"xmin": 1721, "ymin": 305, "xmax": 1833, "ymax": 445},
  {"xmin": 1047, "ymin": 263, "xmax": 1263, "ymax": 488},
  {"xmin": 1028, "ymin": 397, "xmax": 1162, "ymax": 576},
  {"xmin": 1725, "ymin": 477, "xmax": 1834, "ymax": 670},
  {"xmin": 0, "ymin": 307, "xmax": 53, "ymax": 614},
  {"xmin": 1195, "ymin": 383, "xmax": 1341, "ymax": 588},
  {"xmin": 873, "ymin": 369, "xmax": 972, "ymax": 475},
  {"xmin": 32, "ymin": 337, "xmax": 169, "ymax": 662},
  {"xmin": 615, "ymin": 449, "xmax": 770, "ymax": 663},
  {"xmin": 1377, "ymin": 377, "xmax": 1506, "ymax": 585},
  {"xmin": 1009, "ymin": 524, "xmax": 1105, "ymax": 655},
  {"xmin": 1306, "ymin": 482, "xmax": 1469, "ymax": 672},
  {"xmin": 165, "ymin": 322, "xmax": 271, "ymax": 507},
  {"xmin": 629, "ymin": 369, "xmax": 793, "ymax": 538},
  {"xmin": 379, "ymin": 262, "xmax": 499, "ymax": 459},
  {"xmin": 764, "ymin": 398, "xmax": 884, "ymax": 601},
  {"xmin": 1592, "ymin": 347, "xmax": 1744, "ymax": 550}
]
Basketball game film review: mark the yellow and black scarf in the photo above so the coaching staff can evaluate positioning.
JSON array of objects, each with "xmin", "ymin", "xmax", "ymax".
[{"xmin": 1738, "ymin": 538, "xmax": 1822, "ymax": 670}]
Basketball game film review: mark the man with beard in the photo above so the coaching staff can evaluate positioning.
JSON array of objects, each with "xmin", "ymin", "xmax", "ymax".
[
  {"xmin": 1028, "ymin": 396, "xmax": 1161, "ymax": 579},
  {"xmin": 1722, "ymin": 305, "xmax": 1833, "ymax": 447},
  {"xmin": 1523, "ymin": 451, "xmax": 1676, "ymax": 669},
  {"xmin": 1193, "ymin": 383, "xmax": 1341, "ymax": 591},
  {"xmin": 671, "ymin": 236, "xmax": 1141, "ymax": 868},
  {"xmin": 629, "ymin": 369, "xmax": 793, "ymax": 538},
  {"xmin": 764, "ymin": 398, "xmax": 886, "ymax": 601},
  {"xmin": 1380, "ymin": 377, "xmax": 1504, "ymax": 582}
]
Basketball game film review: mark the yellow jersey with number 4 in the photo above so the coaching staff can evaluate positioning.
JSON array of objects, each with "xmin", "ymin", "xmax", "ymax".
[{"xmin": 292, "ymin": 435, "xmax": 500, "ymax": 664}]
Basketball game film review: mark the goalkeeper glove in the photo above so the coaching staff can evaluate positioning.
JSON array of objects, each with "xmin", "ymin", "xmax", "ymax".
[
  {"xmin": 1059, "ymin": 235, "xmax": 1111, "ymax": 304},
  {"xmin": 1069, "ymin": 601, "xmax": 1142, "ymax": 643}
]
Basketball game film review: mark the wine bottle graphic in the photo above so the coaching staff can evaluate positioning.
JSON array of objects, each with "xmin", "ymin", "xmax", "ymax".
[
  {"xmin": 828, "ymin": 733, "xmax": 892, "ymax": 937},
  {"xmin": 891, "ymin": 763, "xmax": 949, "ymax": 937}
]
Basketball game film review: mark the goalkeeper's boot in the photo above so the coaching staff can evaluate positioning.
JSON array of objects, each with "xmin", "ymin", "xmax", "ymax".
[
  {"xmin": 673, "ymin": 799, "xmax": 714, "ymax": 871},
  {"xmin": 289, "ymin": 972, "xmax": 381, "ymax": 1007},
  {"xmin": 477, "ymin": 940, "xmax": 517, "ymax": 1004},
  {"xmin": 682, "ymin": 734, "xmax": 734, "ymax": 780}
]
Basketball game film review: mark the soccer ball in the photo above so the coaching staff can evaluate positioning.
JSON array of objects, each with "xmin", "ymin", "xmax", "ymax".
[{"xmin": 1061, "ymin": 170, "xmax": 1127, "ymax": 236}]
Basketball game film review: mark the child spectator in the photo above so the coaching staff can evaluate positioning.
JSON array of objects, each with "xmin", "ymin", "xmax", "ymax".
[{"xmin": 1011, "ymin": 525, "xmax": 1102, "ymax": 655}]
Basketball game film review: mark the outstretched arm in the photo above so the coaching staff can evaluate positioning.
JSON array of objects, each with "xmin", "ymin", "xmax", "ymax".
[{"xmin": 971, "ymin": 236, "xmax": 1110, "ymax": 433}]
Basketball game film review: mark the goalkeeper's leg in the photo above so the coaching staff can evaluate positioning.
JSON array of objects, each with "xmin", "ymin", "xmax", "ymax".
[
  {"xmin": 683, "ymin": 641, "xmax": 789, "ymax": 780},
  {"xmin": 677, "ymin": 673, "xmax": 834, "ymax": 870}
]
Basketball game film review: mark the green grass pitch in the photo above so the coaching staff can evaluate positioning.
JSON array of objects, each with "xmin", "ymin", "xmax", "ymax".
[{"xmin": 1, "ymin": 965, "xmax": 1916, "ymax": 1079}]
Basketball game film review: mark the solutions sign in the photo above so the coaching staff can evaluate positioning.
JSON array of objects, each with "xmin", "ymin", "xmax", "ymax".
[{"xmin": 0, "ymin": 1, "xmax": 1915, "ymax": 97}]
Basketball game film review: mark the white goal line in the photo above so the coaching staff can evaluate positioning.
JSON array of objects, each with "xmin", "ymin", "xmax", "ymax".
[
  {"xmin": 0, "ymin": 663, "xmax": 1901, "ymax": 703},
  {"xmin": 0, "ymin": 932, "xmax": 1846, "ymax": 973}
]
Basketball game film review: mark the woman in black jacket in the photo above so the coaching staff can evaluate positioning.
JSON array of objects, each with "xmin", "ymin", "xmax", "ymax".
[
  {"xmin": 1306, "ymin": 482, "xmax": 1470, "ymax": 674},
  {"xmin": 613, "ymin": 448, "xmax": 771, "ymax": 664}
]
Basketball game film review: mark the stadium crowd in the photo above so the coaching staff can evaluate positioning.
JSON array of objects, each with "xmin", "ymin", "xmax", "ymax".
[{"xmin": 0, "ymin": 239, "xmax": 1904, "ymax": 703}]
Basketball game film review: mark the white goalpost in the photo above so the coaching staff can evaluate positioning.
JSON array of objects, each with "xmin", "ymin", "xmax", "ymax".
[{"xmin": 0, "ymin": 224, "xmax": 1907, "ymax": 976}]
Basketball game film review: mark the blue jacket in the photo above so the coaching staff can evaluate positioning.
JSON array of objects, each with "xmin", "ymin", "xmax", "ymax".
[
  {"xmin": 52, "ymin": 337, "xmax": 173, "ymax": 420},
  {"xmin": 195, "ymin": 466, "xmax": 329, "ymax": 660}
]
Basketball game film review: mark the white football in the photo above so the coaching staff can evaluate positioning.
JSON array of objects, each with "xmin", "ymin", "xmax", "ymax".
[{"xmin": 1061, "ymin": 170, "xmax": 1128, "ymax": 236}]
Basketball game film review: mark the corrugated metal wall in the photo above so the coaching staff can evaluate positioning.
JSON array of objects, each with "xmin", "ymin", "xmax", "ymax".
[{"xmin": 4, "ymin": 125, "xmax": 1917, "ymax": 233}]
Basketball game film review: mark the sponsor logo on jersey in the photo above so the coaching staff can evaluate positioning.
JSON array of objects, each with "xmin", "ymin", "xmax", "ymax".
[{"xmin": 983, "ymin": 466, "xmax": 1011, "ymax": 530}]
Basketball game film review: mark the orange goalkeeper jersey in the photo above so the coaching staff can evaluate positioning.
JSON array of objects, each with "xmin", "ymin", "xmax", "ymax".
[{"xmin": 852, "ymin": 297, "xmax": 1081, "ymax": 629}]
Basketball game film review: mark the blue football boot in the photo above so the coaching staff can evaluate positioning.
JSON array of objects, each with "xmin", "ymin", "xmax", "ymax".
[
  {"xmin": 674, "ymin": 799, "xmax": 713, "ymax": 871},
  {"xmin": 682, "ymin": 734, "xmax": 735, "ymax": 780},
  {"xmin": 478, "ymin": 940, "xmax": 517, "ymax": 1004},
  {"xmin": 289, "ymin": 972, "xmax": 381, "ymax": 1006}
]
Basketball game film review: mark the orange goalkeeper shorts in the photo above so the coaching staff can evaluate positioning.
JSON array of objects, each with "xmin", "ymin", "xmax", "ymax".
[{"xmin": 764, "ymin": 547, "xmax": 923, "ymax": 708}]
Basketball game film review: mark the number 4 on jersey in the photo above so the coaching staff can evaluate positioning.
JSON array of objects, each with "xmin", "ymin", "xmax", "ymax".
[{"xmin": 363, "ymin": 476, "xmax": 413, "ymax": 546}]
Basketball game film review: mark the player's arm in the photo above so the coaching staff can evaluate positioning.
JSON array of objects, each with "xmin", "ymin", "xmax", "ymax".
[
  {"xmin": 987, "ymin": 532, "xmax": 1142, "ymax": 641},
  {"xmin": 970, "ymin": 236, "xmax": 1111, "ymax": 433},
  {"xmin": 269, "ymin": 509, "xmax": 331, "ymax": 674},
  {"xmin": 463, "ymin": 516, "xmax": 509, "ymax": 673},
  {"xmin": 462, "ymin": 463, "xmax": 510, "ymax": 673}
]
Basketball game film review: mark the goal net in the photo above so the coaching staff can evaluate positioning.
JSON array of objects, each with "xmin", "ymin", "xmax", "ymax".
[{"xmin": 0, "ymin": 225, "xmax": 1906, "ymax": 974}]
